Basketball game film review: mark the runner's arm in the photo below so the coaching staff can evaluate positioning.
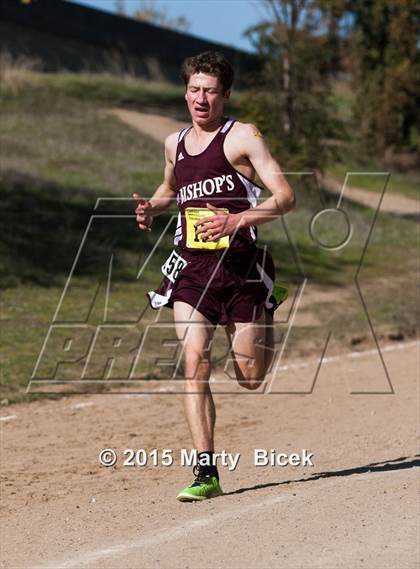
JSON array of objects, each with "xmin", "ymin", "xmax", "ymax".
[
  {"xmin": 235, "ymin": 123, "xmax": 295, "ymax": 227},
  {"xmin": 147, "ymin": 133, "xmax": 178, "ymax": 215},
  {"xmin": 133, "ymin": 134, "xmax": 177, "ymax": 230},
  {"xmin": 196, "ymin": 124, "xmax": 295, "ymax": 240}
]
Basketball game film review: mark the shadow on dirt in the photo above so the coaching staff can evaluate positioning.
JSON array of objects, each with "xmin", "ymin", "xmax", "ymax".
[{"xmin": 223, "ymin": 455, "xmax": 420, "ymax": 497}]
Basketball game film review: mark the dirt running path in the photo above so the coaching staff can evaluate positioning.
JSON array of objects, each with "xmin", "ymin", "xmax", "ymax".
[
  {"xmin": 1, "ymin": 340, "xmax": 419, "ymax": 568},
  {"xmin": 322, "ymin": 174, "xmax": 419, "ymax": 217},
  {"xmin": 105, "ymin": 108, "xmax": 189, "ymax": 143},
  {"xmin": 106, "ymin": 108, "xmax": 419, "ymax": 217}
]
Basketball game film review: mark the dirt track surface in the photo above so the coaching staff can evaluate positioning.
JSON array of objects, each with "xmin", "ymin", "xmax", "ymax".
[{"xmin": 2, "ymin": 340, "xmax": 419, "ymax": 568}]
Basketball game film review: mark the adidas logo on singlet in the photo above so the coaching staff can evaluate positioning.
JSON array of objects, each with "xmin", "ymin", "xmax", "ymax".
[{"xmin": 178, "ymin": 152, "xmax": 184, "ymax": 161}]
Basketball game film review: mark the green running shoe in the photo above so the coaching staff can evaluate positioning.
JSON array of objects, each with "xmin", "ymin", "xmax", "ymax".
[
  {"xmin": 266, "ymin": 283, "xmax": 289, "ymax": 313},
  {"xmin": 176, "ymin": 465, "xmax": 223, "ymax": 502}
]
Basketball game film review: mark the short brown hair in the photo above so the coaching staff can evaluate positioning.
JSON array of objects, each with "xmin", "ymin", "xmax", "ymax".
[{"xmin": 181, "ymin": 51, "xmax": 234, "ymax": 94}]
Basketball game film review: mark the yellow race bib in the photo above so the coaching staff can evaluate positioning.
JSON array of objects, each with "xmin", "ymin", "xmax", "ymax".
[{"xmin": 185, "ymin": 207, "xmax": 230, "ymax": 250}]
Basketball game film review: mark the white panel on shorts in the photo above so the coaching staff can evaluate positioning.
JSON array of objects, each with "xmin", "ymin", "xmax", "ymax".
[
  {"xmin": 174, "ymin": 212, "xmax": 182, "ymax": 245},
  {"xmin": 255, "ymin": 262, "xmax": 274, "ymax": 307},
  {"xmin": 147, "ymin": 289, "xmax": 173, "ymax": 308}
]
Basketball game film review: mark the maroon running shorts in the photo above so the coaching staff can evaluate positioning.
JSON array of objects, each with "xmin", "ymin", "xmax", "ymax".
[{"xmin": 147, "ymin": 245, "xmax": 275, "ymax": 326}]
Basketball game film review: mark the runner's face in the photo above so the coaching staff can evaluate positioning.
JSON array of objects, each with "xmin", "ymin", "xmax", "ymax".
[{"xmin": 185, "ymin": 73, "xmax": 229, "ymax": 124}]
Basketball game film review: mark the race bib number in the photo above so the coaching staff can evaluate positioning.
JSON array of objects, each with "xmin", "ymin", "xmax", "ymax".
[
  {"xmin": 161, "ymin": 250, "xmax": 188, "ymax": 283},
  {"xmin": 185, "ymin": 207, "xmax": 230, "ymax": 250}
]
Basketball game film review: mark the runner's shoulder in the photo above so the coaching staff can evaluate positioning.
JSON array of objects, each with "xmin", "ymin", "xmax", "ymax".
[
  {"xmin": 164, "ymin": 131, "xmax": 180, "ymax": 164},
  {"xmin": 229, "ymin": 121, "xmax": 265, "ymax": 144},
  {"xmin": 227, "ymin": 122, "xmax": 265, "ymax": 159},
  {"xmin": 164, "ymin": 131, "xmax": 179, "ymax": 150}
]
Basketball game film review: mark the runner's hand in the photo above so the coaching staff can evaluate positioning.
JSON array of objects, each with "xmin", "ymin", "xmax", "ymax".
[
  {"xmin": 133, "ymin": 193, "xmax": 153, "ymax": 232},
  {"xmin": 195, "ymin": 202, "xmax": 240, "ymax": 241}
]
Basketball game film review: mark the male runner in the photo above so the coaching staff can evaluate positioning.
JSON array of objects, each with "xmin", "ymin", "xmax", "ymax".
[{"xmin": 133, "ymin": 51, "xmax": 295, "ymax": 501}]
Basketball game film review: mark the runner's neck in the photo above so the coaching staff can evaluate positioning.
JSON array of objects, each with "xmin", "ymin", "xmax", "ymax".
[{"xmin": 190, "ymin": 116, "xmax": 226, "ymax": 138}]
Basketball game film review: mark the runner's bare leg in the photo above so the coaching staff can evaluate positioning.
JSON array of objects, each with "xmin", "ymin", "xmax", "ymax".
[
  {"xmin": 264, "ymin": 309, "xmax": 275, "ymax": 372},
  {"xmin": 225, "ymin": 309, "xmax": 274, "ymax": 389},
  {"xmin": 174, "ymin": 301, "xmax": 216, "ymax": 452}
]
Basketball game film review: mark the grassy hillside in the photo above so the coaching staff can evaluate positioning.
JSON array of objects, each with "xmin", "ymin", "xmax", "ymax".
[
  {"xmin": 328, "ymin": 79, "xmax": 420, "ymax": 199},
  {"xmin": 327, "ymin": 162, "xmax": 420, "ymax": 200},
  {"xmin": 1, "ymin": 64, "xmax": 419, "ymax": 403}
]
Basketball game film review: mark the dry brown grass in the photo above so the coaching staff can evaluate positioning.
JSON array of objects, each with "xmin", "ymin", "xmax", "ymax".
[{"xmin": 0, "ymin": 50, "xmax": 42, "ymax": 93}]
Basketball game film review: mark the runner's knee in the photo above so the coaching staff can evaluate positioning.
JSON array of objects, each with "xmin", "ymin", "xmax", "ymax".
[{"xmin": 183, "ymin": 349, "xmax": 211, "ymax": 381}]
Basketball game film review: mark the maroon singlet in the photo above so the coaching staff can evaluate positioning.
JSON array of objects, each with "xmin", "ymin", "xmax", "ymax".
[
  {"xmin": 147, "ymin": 117, "xmax": 276, "ymax": 325},
  {"xmin": 173, "ymin": 117, "xmax": 262, "ymax": 251}
]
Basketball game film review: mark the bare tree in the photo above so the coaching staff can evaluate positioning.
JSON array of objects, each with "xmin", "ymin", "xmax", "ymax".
[
  {"xmin": 133, "ymin": 0, "xmax": 190, "ymax": 32},
  {"xmin": 115, "ymin": 0, "xmax": 126, "ymax": 16},
  {"xmin": 263, "ymin": 0, "xmax": 324, "ymax": 133},
  {"xmin": 243, "ymin": 0, "xmax": 344, "ymax": 170}
]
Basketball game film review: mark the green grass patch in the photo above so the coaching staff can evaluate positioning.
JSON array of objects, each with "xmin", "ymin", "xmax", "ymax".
[
  {"xmin": 0, "ymin": 96, "xmax": 165, "ymax": 197},
  {"xmin": 0, "ymin": 70, "xmax": 184, "ymax": 111},
  {"xmin": 0, "ymin": 69, "xmax": 241, "ymax": 119}
]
